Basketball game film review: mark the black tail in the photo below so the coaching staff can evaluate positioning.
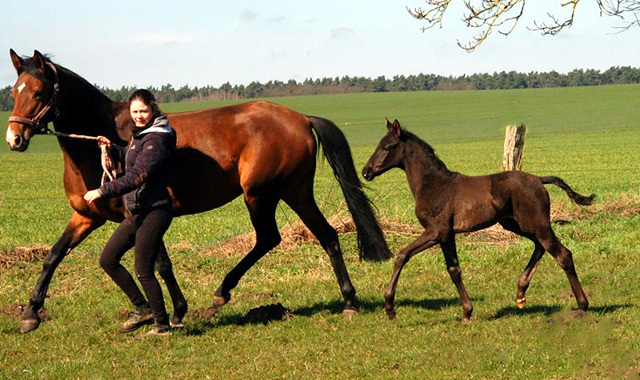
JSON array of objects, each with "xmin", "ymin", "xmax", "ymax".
[
  {"xmin": 539, "ymin": 176, "xmax": 596, "ymax": 206},
  {"xmin": 309, "ymin": 116, "xmax": 392, "ymax": 261}
]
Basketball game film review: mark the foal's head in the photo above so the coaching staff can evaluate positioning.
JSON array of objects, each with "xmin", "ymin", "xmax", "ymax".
[
  {"xmin": 362, "ymin": 118, "xmax": 450, "ymax": 182},
  {"xmin": 362, "ymin": 119, "xmax": 408, "ymax": 181}
]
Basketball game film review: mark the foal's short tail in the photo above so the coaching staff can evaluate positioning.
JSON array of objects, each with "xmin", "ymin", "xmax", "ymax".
[
  {"xmin": 539, "ymin": 176, "xmax": 596, "ymax": 206},
  {"xmin": 309, "ymin": 116, "xmax": 392, "ymax": 262}
]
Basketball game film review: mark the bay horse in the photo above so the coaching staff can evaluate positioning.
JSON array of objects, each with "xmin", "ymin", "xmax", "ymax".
[
  {"xmin": 362, "ymin": 119, "xmax": 594, "ymax": 321},
  {"xmin": 5, "ymin": 49, "xmax": 392, "ymax": 333}
]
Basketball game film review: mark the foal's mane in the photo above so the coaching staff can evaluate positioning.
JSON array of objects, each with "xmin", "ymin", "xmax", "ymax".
[{"xmin": 400, "ymin": 127, "xmax": 452, "ymax": 175}]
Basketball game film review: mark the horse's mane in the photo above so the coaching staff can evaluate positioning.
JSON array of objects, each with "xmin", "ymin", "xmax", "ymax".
[
  {"xmin": 15, "ymin": 53, "xmax": 55, "ymax": 78},
  {"xmin": 400, "ymin": 127, "xmax": 453, "ymax": 175}
]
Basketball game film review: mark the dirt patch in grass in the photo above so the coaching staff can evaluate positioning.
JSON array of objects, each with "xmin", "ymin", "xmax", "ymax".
[
  {"xmin": 0, "ymin": 303, "xmax": 51, "ymax": 322},
  {"xmin": 0, "ymin": 245, "xmax": 49, "ymax": 270},
  {"xmin": 186, "ymin": 306, "xmax": 220, "ymax": 320}
]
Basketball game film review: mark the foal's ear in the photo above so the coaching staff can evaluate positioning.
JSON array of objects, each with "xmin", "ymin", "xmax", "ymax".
[
  {"xmin": 9, "ymin": 49, "xmax": 22, "ymax": 71},
  {"xmin": 392, "ymin": 119, "xmax": 402, "ymax": 137},
  {"xmin": 32, "ymin": 50, "xmax": 47, "ymax": 73},
  {"xmin": 385, "ymin": 118, "xmax": 393, "ymax": 131}
]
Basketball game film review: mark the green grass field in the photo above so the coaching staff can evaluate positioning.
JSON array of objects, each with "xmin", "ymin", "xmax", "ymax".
[{"xmin": 1, "ymin": 85, "xmax": 639, "ymax": 379}]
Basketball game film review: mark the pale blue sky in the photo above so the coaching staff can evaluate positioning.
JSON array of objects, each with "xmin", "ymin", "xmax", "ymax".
[{"xmin": 2, "ymin": 0, "xmax": 638, "ymax": 89}]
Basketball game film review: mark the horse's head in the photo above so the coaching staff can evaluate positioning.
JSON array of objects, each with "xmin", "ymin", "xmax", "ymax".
[
  {"xmin": 362, "ymin": 118, "xmax": 407, "ymax": 181},
  {"xmin": 6, "ymin": 49, "xmax": 59, "ymax": 152}
]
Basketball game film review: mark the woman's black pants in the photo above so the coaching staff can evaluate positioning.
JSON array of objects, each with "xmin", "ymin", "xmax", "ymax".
[{"xmin": 99, "ymin": 205, "xmax": 172, "ymax": 325}]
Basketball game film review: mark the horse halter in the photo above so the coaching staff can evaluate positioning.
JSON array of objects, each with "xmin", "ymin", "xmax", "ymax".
[{"xmin": 7, "ymin": 62, "xmax": 60, "ymax": 135}]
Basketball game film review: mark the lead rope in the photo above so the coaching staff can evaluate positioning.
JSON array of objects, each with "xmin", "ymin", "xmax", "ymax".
[{"xmin": 47, "ymin": 130, "xmax": 117, "ymax": 185}]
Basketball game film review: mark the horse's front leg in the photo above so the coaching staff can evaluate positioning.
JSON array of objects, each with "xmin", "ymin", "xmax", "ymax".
[
  {"xmin": 20, "ymin": 212, "xmax": 105, "ymax": 333},
  {"xmin": 213, "ymin": 195, "xmax": 280, "ymax": 309},
  {"xmin": 384, "ymin": 231, "xmax": 438, "ymax": 319}
]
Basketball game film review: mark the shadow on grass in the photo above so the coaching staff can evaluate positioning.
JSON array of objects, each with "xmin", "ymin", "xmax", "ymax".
[
  {"xmin": 490, "ymin": 303, "xmax": 633, "ymax": 320},
  {"xmin": 180, "ymin": 299, "xmax": 634, "ymax": 336},
  {"xmin": 393, "ymin": 297, "xmax": 471, "ymax": 311},
  {"xmin": 182, "ymin": 297, "xmax": 470, "ymax": 335},
  {"xmin": 291, "ymin": 296, "xmax": 468, "ymax": 316}
]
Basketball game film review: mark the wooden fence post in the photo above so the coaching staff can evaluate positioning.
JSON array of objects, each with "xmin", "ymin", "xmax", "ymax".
[{"xmin": 503, "ymin": 124, "xmax": 526, "ymax": 171}]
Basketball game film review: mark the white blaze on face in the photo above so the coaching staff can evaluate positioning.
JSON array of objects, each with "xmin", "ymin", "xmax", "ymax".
[
  {"xmin": 6, "ymin": 124, "xmax": 15, "ymax": 145},
  {"xmin": 6, "ymin": 80, "xmax": 28, "ymax": 147}
]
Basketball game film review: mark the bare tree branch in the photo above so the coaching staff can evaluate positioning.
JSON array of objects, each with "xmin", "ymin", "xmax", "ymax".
[
  {"xmin": 530, "ymin": 0, "xmax": 579, "ymax": 36},
  {"xmin": 409, "ymin": 0, "xmax": 640, "ymax": 51},
  {"xmin": 597, "ymin": 0, "xmax": 640, "ymax": 30}
]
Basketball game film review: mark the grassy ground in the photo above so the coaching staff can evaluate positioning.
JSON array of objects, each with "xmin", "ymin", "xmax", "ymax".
[{"xmin": 1, "ymin": 85, "xmax": 640, "ymax": 379}]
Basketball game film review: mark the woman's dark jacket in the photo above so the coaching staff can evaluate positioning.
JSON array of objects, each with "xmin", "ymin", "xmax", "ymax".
[{"xmin": 98, "ymin": 115, "xmax": 176, "ymax": 213}]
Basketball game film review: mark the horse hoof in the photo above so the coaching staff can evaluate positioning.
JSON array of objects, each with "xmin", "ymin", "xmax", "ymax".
[
  {"xmin": 516, "ymin": 297, "xmax": 526, "ymax": 309},
  {"xmin": 385, "ymin": 310, "xmax": 396, "ymax": 320},
  {"xmin": 20, "ymin": 318, "xmax": 41, "ymax": 334},
  {"xmin": 212, "ymin": 295, "xmax": 228, "ymax": 308}
]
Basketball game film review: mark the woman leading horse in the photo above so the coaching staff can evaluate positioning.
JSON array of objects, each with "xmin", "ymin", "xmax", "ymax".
[{"xmin": 5, "ymin": 49, "xmax": 391, "ymax": 333}]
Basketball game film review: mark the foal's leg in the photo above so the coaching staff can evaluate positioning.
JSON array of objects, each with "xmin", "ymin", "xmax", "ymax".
[
  {"xmin": 499, "ymin": 219, "xmax": 545, "ymax": 309},
  {"xmin": 440, "ymin": 239, "xmax": 473, "ymax": 321},
  {"xmin": 284, "ymin": 191, "xmax": 358, "ymax": 315},
  {"xmin": 384, "ymin": 230, "xmax": 438, "ymax": 319},
  {"xmin": 538, "ymin": 228, "xmax": 589, "ymax": 311},
  {"xmin": 21, "ymin": 212, "xmax": 105, "ymax": 333},
  {"xmin": 154, "ymin": 242, "xmax": 188, "ymax": 327},
  {"xmin": 213, "ymin": 194, "xmax": 281, "ymax": 308},
  {"xmin": 515, "ymin": 242, "xmax": 545, "ymax": 309}
]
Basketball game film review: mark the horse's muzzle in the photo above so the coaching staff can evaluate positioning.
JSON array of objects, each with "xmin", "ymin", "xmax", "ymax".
[{"xmin": 6, "ymin": 127, "xmax": 29, "ymax": 152}]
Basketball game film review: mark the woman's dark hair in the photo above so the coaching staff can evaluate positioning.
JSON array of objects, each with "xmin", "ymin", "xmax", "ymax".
[{"xmin": 128, "ymin": 89, "xmax": 162, "ymax": 116}]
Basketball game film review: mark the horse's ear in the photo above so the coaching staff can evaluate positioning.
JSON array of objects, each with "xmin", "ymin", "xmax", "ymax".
[
  {"xmin": 10, "ymin": 49, "xmax": 23, "ymax": 71},
  {"xmin": 392, "ymin": 119, "xmax": 402, "ymax": 137},
  {"xmin": 32, "ymin": 50, "xmax": 47, "ymax": 73}
]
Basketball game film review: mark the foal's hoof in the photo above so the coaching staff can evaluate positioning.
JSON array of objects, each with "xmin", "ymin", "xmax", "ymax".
[
  {"xmin": 516, "ymin": 297, "xmax": 526, "ymax": 309},
  {"xmin": 20, "ymin": 318, "xmax": 41, "ymax": 334},
  {"xmin": 385, "ymin": 310, "xmax": 397, "ymax": 320},
  {"xmin": 342, "ymin": 308, "xmax": 358, "ymax": 317},
  {"xmin": 212, "ymin": 295, "xmax": 229, "ymax": 308},
  {"xmin": 170, "ymin": 318, "xmax": 185, "ymax": 329}
]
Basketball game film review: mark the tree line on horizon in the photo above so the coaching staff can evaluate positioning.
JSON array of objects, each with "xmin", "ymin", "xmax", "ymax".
[{"xmin": 1, "ymin": 65, "xmax": 640, "ymax": 111}]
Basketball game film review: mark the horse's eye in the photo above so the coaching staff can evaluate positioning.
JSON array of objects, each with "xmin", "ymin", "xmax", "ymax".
[{"xmin": 34, "ymin": 91, "xmax": 44, "ymax": 99}]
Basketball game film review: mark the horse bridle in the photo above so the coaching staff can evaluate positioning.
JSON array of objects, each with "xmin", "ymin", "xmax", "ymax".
[{"xmin": 7, "ymin": 62, "xmax": 60, "ymax": 135}]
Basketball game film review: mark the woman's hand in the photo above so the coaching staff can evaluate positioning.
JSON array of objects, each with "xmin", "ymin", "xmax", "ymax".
[
  {"xmin": 96, "ymin": 136, "xmax": 111, "ymax": 149},
  {"xmin": 84, "ymin": 189, "xmax": 102, "ymax": 204}
]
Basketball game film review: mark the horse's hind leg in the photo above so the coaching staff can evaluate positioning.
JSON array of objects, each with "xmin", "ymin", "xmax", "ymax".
[
  {"xmin": 538, "ymin": 229, "xmax": 589, "ymax": 311},
  {"xmin": 284, "ymin": 191, "xmax": 358, "ymax": 315},
  {"xmin": 499, "ymin": 218, "xmax": 545, "ymax": 309},
  {"xmin": 515, "ymin": 242, "xmax": 545, "ymax": 309},
  {"xmin": 213, "ymin": 194, "xmax": 281, "ymax": 308},
  {"xmin": 155, "ymin": 242, "xmax": 188, "ymax": 327}
]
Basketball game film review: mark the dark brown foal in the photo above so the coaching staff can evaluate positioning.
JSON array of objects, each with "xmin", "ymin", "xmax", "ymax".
[{"xmin": 362, "ymin": 119, "xmax": 595, "ymax": 321}]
